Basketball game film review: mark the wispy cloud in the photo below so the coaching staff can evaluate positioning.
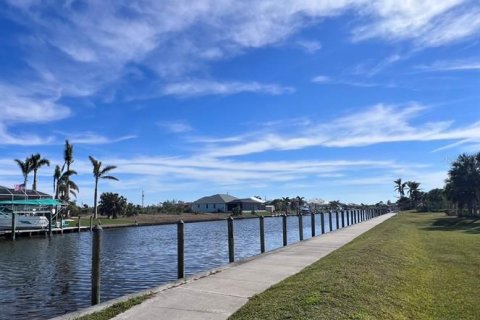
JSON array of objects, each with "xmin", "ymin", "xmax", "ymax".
[
  {"xmin": 312, "ymin": 75, "xmax": 397, "ymax": 88},
  {"xmin": 162, "ymin": 80, "xmax": 294, "ymax": 97},
  {"xmin": 2, "ymin": 0, "xmax": 479, "ymax": 106},
  {"xmin": 415, "ymin": 59, "xmax": 480, "ymax": 72},
  {"xmin": 197, "ymin": 103, "xmax": 480, "ymax": 157},
  {"xmin": 352, "ymin": 0, "xmax": 469, "ymax": 44},
  {"xmin": 157, "ymin": 121, "xmax": 193, "ymax": 133},
  {"xmin": 297, "ymin": 39, "xmax": 322, "ymax": 53},
  {"xmin": 312, "ymin": 75, "xmax": 330, "ymax": 83},
  {"xmin": 65, "ymin": 132, "xmax": 137, "ymax": 145}
]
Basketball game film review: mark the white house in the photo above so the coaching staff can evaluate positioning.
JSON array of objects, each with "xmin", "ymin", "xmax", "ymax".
[{"xmin": 193, "ymin": 194, "xmax": 238, "ymax": 213}]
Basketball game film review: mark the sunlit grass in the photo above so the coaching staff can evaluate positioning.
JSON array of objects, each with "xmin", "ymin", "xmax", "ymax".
[{"xmin": 230, "ymin": 212, "xmax": 480, "ymax": 319}]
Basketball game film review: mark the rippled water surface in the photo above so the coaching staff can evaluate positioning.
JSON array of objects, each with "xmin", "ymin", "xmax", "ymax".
[{"xmin": 0, "ymin": 213, "xmax": 342, "ymax": 319}]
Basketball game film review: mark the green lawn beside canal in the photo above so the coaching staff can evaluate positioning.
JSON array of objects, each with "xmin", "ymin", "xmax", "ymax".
[{"xmin": 230, "ymin": 212, "xmax": 480, "ymax": 320}]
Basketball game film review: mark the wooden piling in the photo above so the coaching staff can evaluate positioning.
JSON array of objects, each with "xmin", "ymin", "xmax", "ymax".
[
  {"xmin": 228, "ymin": 217, "xmax": 234, "ymax": 263},
  {"xmin": 282, "ymin": 214, "xmax": 287, "ymax": 246},
  {"xmin": 320, "ymin": 212, "xmax": 325, "ymax": 234},
  {"xmin": 90, "ymin": 216, "xmax": 93, "ymax": 232},
  {"xmin": 48, "ymin": 211, "xmax": 53, "ymax": 237},
  {"xmin": 91, "ymin": 225, "xmax": 102, "ymax": 305},
  {"xmin": 310, "ymin": 212, "xmax": 315, "ymax": 237},
  {"xmin": 298, "ymin": 213, "xmax": 303, "ymax": 241},
  {"xmin": 11, "ymin": 211, "xmax": 16, "ymax": 241},
  {"xmin": 329, "ymin": 211, "xmax": 333, "ymax": 231},
  {"xmin": 77, "ymin": 216, "xmax": 81, "ymax": 233},
  {"xmin": 259, "ymin": 216, "xmax": 265, "ymax": 253},
  {"xmin": 177, "ymin": 220, "xmax": 185, "ymax": 279}
]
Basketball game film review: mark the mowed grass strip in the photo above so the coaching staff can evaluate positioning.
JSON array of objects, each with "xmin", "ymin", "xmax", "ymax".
[
  {"xmin": 76, "ymin": 294, "xmax": 153, "ymax": 320},
  {"xmin": 230, "ymin": 213, "xmax": 480, "ymax": 320}
]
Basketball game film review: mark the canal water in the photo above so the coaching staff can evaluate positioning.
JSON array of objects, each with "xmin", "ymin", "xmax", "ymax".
[{"xmin": 0, "ymin": 214, "xmax": 340, "ymax": 320}]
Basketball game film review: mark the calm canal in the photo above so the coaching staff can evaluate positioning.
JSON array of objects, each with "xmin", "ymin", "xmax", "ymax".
[{"xmin": 0, "ymin": 214, "xmax": 339, "ymax": 319}]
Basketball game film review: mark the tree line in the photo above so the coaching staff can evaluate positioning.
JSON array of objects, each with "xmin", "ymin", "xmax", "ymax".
[
  {"xmin": 395, "ymin": 152, "xmax": 480, "ymax": 217},
  {"xmin": 14, "ymin": 140, "xmax": 118, "ymax": 219}
]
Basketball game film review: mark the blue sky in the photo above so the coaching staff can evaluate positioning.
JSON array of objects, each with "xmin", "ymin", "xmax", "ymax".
[{"xmin": 0, "ymin": 0, "xmax": 479, "ymax": 206}]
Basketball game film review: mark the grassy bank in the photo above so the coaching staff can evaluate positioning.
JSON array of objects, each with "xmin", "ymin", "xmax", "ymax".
[
  {"xmin": 76, "ymin": 294, "xmax": 153, "ymax": 320},
  {"xmin": 230, "ymin": 213, "xmax": 480, "ymax": 319},
  {"xmin": 68, "ymin": 213, "xmax": 238, "ymax": 227}
]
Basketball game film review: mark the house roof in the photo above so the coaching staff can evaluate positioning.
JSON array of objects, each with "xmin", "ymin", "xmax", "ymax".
[
  {"xmin": 229, "ymin": 197, "xmax": 265, "ymax": 204},
  {"xmin": 194, "ymin": 194, "xmax": 238, "ymax": 204},
  {"xmin": 0, "ymin": 185, "xmax": 52, "ymax": 201}
]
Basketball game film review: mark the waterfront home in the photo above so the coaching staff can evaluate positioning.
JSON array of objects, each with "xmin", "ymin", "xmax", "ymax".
[
  {"xmin": 227, "ymin": 197, "xmax": 266, "ymax": 212},
  {"xmin": 193, "ymin": 194, "xmax": 238, "ymax": 213}
]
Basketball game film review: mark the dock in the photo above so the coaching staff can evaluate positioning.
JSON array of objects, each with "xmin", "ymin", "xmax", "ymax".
[{"xmin": 0, "ymin": 226, "xmax": 91, "ymax": 238}]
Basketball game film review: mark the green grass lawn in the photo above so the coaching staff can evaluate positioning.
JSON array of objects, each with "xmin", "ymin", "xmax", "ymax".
[
  {"xmin": 76, "ymin": 294, "xmax": 153, "ymax": 320},
  {"xmin": 230, "ymin": 212, "xmax": 480, "ymax": 320}
]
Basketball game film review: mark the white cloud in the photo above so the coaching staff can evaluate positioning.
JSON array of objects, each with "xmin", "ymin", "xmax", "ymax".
[
  {"xmin": 157, "ymin": 121, "xmax": 193, "ymax": 133},
  {"xmin": 0, "ymin": 82, "xmax": 70, "ymax": 123},
  {"xmin": 312, "ymin": 75, "xmax": 331, "ymax": 83},
  {"xmin": 162, "ymin": 80, "xmax": 294, "ymax": 97},
  {"xmin": 353, "ymin": 0, "xmax": 466, "ymax": 42},
  {"xmin": 416, "ymin": 59, "xmax": 480, "ymax": 72},
  {"xmin": 66, "ymin": 132, "xmax": 137, "ymax": 145},
  {"xmin": 198, "ymin": 103, "xmax": 480, "ymax": 157},
  {"xmin": 3, "ymin": 0, "xmax": 480, "ymax": 104},
  {"xmin": 297, "ymin": 40, "xmax": 322, "ymax": 53}
]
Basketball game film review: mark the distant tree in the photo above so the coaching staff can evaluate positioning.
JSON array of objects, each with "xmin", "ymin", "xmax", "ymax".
[
  {"xmin": 14, "ymin": 157, "xmax": 33, "ymax": 188},
  {"xmin": 394, "ymin": 178, "xmax": 407, "ymax": 197},
  {"xmin": 29, "ymin": 153, "xmax": 50, "ymax": 191},
  {"xmin": 89, "ymin": 156, "xmax": 119, "ymax": 219},
  {"xmin": 232, "ymin": 205, "xmax": 242, "ymax": 216},
  {"xmin": 56, "ymin": 169, "xmax": 79, "ymax": 201},
  {"xmin": 445, "ymin": 153, "xmax": 480, "ymax": 216},
  {"xmin": 125, "ymin": 203, "xmax": 141, "ymax": 217},
  {"xmin": 406, "ymin": 181, "xmax": 421, "ymax": 208},
  {"xmin": 281, "ymin": 197, "xmax": 290, "ymax": 215},
  {"xmin": 420, "ymin": 188, "xmax": 446, "ymax": 212},
  {"xmin": 329, "ymin": 200, "xmax": 341, "ymax": 210},
  {"xmin": 98, "ymin": 192, "xmax": 126, "ymax": 219},
  {"xmin": 63, "ymin": 140, "xmax": 74, "ymax": 202},
  {"xmin": 53, "ymin": 165, "xmax": 62, "ymax": 195}
]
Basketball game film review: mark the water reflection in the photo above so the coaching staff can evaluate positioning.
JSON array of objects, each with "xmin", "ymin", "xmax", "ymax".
[{"xmin": 0, "ymin": 213, "xmax": 338, "ymax": 320}]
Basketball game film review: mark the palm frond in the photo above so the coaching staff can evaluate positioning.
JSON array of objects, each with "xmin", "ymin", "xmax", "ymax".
[
  {"xmin": 101, "ymin": 175, "xmax": 119, "ymax": 181},
  {"xmin": 100, "ymin": 165, "xmax": 117, "ymax": 175}
]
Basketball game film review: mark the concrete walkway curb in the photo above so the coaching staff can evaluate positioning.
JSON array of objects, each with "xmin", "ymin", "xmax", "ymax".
[{"xmin": 107, "ymin": 213, "xmax": 396, "ymax": 320}]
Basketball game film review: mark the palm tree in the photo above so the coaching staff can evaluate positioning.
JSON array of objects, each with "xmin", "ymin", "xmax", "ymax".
[
  {"xmin": 29, "ymin": 153, "xmax": 50, "ymax": 191},
  {"xmin": 406, "ymin": 181, "xmax": 421, "ymax": 207},
  {"xmin": 14, "ymin": 157, "xmax": 32, "ymax": 189},
  {"xmin": 445, "ymin": 153, "xmax": 480, "ymax": 216},
  {"xmin": 63, "ymin": 140, "xmax": 74, "ymax": 202},
  {"xmin": 89, "ymin": 156, "xmax": 119, "ymax": 219},
  {"xmin": 53, "ymin": 165, "xmax": 62, "ymax": 196},
  {"xmin": 295, "ymin": 196, "xmax": 305, "ymax": 214},
  {"xmin": 56, "ymin": 170, "xmax": 79, "ymax": 201},
  {"xmin": 393, "ymin": 178, "xmax": 407, "ymax": 197},
  {"xmin": 281, "ymin": 197, "xmax": 290, "ymax": 215}
]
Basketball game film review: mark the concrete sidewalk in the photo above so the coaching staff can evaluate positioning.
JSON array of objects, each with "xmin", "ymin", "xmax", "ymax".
[{"xmin": 111, "ymin": 213, "xmax": 396, "ymax": 320}]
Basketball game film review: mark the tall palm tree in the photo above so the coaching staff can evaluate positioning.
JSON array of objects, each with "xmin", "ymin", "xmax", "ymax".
[
  {"xmin": 30, "ymin": 153, "xmax": 50, "ymax": 191},
  {"xmin": 14, "ymin": 157, "xmax": 32, "ymax": 189},
  {"xmin": 89, "ymin": 156, "xmax": 119, "ymax": 219},
  {"xmin": 53, "ymin": 165, "xmax": 62, "ymax": 196},
  {"xmin": 393, "ymin": 178, "xmax": 407, "ymax": 197},
  {"xmin": 63, "ymin": 140, "xmax": 74, "ymax": 202}
]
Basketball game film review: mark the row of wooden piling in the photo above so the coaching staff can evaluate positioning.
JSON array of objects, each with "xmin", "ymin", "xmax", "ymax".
[{"xmin": 90, "ymin": 207, "xmax": 387, "ymax": 305}]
